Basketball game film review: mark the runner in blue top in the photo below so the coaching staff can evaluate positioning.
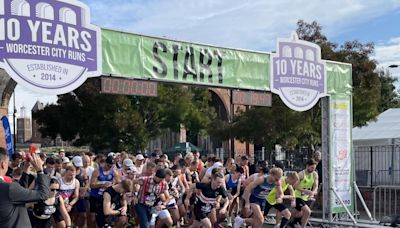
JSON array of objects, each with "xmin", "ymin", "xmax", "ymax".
[
  {"xmin": 88, "ymin": 155, "xmax": 121, "ymax": 228},
  {"xmin": 225, "ymin": 165, "xmax": 244, "ymax": 227},
  {"xmin": 234, "ymin": 167, "xmax": 283, "ymax": 228}
]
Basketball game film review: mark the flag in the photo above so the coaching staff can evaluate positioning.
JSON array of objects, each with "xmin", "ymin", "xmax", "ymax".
[{"xmin": 1, "ymin": 115, "xmax": 14, "ymax": 158}]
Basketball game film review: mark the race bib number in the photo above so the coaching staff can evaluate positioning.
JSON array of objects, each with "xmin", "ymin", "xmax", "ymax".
[
  {"xmin": 201, "ymin": 204, "xmax": 212, "ymax": 213},
  {"xmin": 145, "ymin": 193, "xmax": 156, "ymax": 207}
]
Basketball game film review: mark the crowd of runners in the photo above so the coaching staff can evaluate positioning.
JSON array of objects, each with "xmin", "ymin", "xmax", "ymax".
[{"xmin": 0, "ymin": 147, "xmax": 322, "ymax": 228}]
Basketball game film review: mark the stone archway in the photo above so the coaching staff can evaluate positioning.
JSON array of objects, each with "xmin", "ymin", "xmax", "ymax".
[
  {"xmin": 0, "ymin": 70, "xmax": 17, "ymax": 148},
  {"xmin": 206, "ymin": 88, "xmax": 254, "ymax": 158}
]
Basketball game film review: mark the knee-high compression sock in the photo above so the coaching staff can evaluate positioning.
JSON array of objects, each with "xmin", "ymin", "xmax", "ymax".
[{"xmin": 280, "ymin": 218, "xmax": 289, "ymax": 228}]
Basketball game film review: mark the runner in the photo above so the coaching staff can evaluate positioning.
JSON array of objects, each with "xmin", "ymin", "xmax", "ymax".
[
  {"xmin": 224, "ymin": 158, "xmax": 236, "ymax": 175},
  {"xmin": 134, "ymin": 169, "xmax": 170, "ymax": 228},
  {"xmin": 188, "ymin": 160, "xmax": 200, "ymax": 183},
  {"xmin": 55, "ymin": 165, "xmax": 80, "ymax": 228},
  {"xmin": 28, "ymin": 177, "xmax": 72, "ymax": 228},
  {"xmin": 193, "ymin": 151, "xmax": 204, "ymax": 173},
  {"xmin": 89, "ymin": 155, "xmax": 121, "ymax": 228},
  {"xmin": 165, "ymin": 166, "xmax": 186, "ymax": 225},
  {"xmin": 240, "ymin": 156, "xmax": 249, "ymax": 179},
  {"xmin": 120, "ymin": 158, "xmax": 136, "ymax": 180},
  {"xmin": 101, "ymin": 179, "xmax": 133, "ymax": 228},
  {"xmin": 141, "ymin": 161, "xmax": 157, "ymax": 177},
  {"xmin": 72, "ymin": 156, "xmax": 88, "ymax": 228},
  {"xmin": 234, "ymin": 167, "xmax": 283, "ymax": 228},
  {"xmin": 225, "ymin": 165, "xmax": 243, "ymax": 227},
  {"xmin": 185, "ymin": 168, "xmax": 229, "ymax": 228},
  {"xmin": 135, "ymin": 154, "xmax": 145, "ymax": 175},
  {"xmin": 201, "ymin": 158, "xmax": 223, "ymax": 182},
  {"xmin": 291, "ymin": 159, "xmax": 319, "ymax": 228},
  {"xmin": 82, "ymin": 155, "xmax": 94, "ymax": 227},
  {"xmin": 54, "ymin": 157, "xmax": 63, "ymax": 174},
  {"xmin": 264, "ymin": 172, "xmax": 299, "ymax": 228},
  {"xmin": 43, "ymin": 157, "xmax": 62, "ymax": 178}
]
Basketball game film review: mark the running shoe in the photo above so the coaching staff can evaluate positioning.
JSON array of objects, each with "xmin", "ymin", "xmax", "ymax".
[{"xmin": 234, "ymin": 216, "xmax": 245, "ymax": 228}]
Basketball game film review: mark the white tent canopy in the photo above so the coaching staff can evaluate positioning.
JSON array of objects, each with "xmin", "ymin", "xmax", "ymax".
[{"xmin": 353, "ymin": 108, "xmax": 400, "ymax": 146}]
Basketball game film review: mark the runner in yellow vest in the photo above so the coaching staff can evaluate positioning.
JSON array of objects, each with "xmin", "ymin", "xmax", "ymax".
[
  {"xmin": 265, "ymin": 172, "xmax": 299, "ymax": 228},
  {"xmin": 292, "ymin": 159, "xmax": 319, "ymax": 228}
]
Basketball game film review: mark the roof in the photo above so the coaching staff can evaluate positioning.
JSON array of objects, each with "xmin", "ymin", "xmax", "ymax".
[
  {"xmin": 353, "ymin": 108, "xmax": 400, "ymax": 141},
  {"xmin": 32, "ymin": 101, "xmax": 44, "ymax": 112}
]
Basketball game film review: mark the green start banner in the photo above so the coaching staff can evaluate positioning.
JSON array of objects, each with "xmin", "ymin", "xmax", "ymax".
[{"xmin": 101, "ymin": 29, "xmax": 270, "ymax": 91}]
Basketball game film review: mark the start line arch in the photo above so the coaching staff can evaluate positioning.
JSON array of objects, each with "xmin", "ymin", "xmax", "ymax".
[{"xmin": 0, "ymin": 0, "xmax": 373, "ymax": 226}]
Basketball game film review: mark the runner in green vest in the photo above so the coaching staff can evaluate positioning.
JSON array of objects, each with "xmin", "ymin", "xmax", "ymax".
[
  {"xmin": 292, "ymin": 159, "xmax": 319, "ymax": 228},
  {"xmin": 265, "ymin": 172, "xmax": 299, "ymax": 228}
]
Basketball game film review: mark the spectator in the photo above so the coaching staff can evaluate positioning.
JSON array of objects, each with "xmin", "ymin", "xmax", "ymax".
[{"xmin": 0, "ymin": 147, "xmax": 50, "ymax": 227}]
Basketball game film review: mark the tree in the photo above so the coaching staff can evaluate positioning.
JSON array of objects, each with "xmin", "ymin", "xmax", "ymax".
[
  {"xmin": 210, "ymin": 20, "xmax": 399, "ymax": 151},
  {"xmin": 377, "ymin": 69, "xmax": 400, "ymax": 113},
  {"xmin": 34, "ymin": 78, "xmax": 215, "ymax": 152}
]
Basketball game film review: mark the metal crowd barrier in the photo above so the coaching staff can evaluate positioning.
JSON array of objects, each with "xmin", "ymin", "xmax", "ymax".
[{"xmin": 373, "ymin": 185, "xmax": 400, "ymax": 221}]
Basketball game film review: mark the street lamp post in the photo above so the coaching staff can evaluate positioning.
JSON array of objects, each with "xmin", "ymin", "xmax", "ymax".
[{"xmin": 13, "ymin": 93, "xmax": 16, "ymax": 152}]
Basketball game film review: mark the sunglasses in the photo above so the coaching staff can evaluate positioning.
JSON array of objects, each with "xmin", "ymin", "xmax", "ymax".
[{"xmin": 51, "ymin": 188, "xmax": 59, "ymax": 192}]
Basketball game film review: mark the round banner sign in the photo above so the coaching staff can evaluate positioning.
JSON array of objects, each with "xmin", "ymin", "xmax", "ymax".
[
  {"xmin": 271, "ymin": 32, "xmax": 327, "ymax": 112},
  {"xmin": 0, "ymin": 0, "xmax": 101, "ymax": 95}
]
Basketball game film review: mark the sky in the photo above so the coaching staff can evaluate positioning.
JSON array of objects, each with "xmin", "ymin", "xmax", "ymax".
[{"xmin": 7, "ymin": 0, "xmax": 400, "ymax": 122}]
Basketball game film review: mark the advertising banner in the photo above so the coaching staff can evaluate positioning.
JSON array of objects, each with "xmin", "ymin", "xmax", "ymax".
[
  {"xmin": 0, "ymin": 0, "xmax": 102, "ymax": 95},
  {"xmin": 327, "ymin": 62, "xmax": 353, "ymax": 213},
  {"xmin": 101, "ymin": 29, "xmax": 271, "ymax": 91},
  {"xmin": 1, "ymin": 115, "xmax": 13, "ymax": 158}
]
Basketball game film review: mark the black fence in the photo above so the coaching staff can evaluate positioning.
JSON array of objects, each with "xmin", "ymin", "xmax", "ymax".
[
  {"xmin": 254, "ymin": 147, "xmax": 315, "ymax": 171},
  {"xmin": 355, "ymin": 145, "xmax": 400, "ymax": 187}
]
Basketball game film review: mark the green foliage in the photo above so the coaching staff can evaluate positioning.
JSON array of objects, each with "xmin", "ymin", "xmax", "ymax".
[
  {"xmin": 34, "ymin": 78, "xmax": 215, "ymax": 152},
  {"xmin": 209, "ymin": 20, "xmax": 399, "ymax": 151}
]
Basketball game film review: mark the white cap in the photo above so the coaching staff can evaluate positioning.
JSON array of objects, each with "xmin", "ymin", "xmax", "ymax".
[
  {"xmin": 213, "ymin": 162, "xmax": 223, "ymax": 169},
  {"xmin": 128, "ymin": 166, "xmax": 138, "ymax": 172},
  {"xmin": 123, "ymin": 159, "xmax": 134, "ymax": 168},
  {"xmin": 108, "ymin": 152, "xmax": 115, "ymax": 158},
  {"xmin": 62, "ymin": 157, "xmax": 70, "ymax": 164},
  {"xmin": 135, "ymin": 154, "xmax": 144, "ymax": 160},
  {"xmin": 72, "ymin": 156, "xmax": 83, "ymax": 167}
]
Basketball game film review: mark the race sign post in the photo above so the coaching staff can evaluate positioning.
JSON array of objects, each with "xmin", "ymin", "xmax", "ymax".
[{"xmin": 271, "ymin": 33, "xmax": 354, "ymax": 219}]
